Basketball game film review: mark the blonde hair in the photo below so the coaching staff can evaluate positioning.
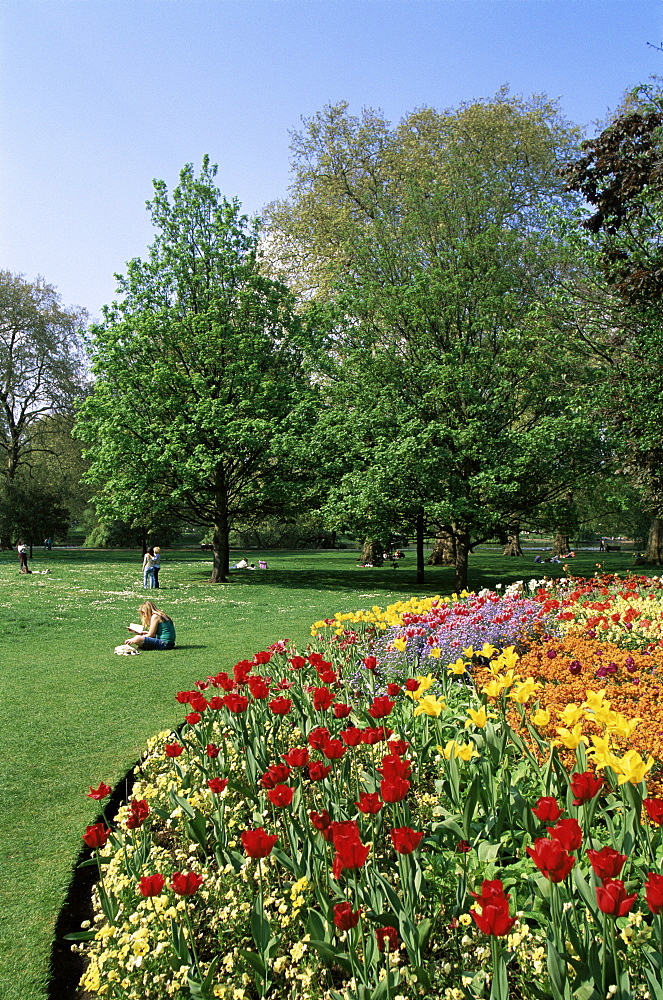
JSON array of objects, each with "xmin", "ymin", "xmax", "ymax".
[
  {"xmin": 153, "ymin": 546, "xmax": 161, "ymax": 553},
  {"xmin": 138, "ymin": 601, "xmax": 170, "ymax": 626}
]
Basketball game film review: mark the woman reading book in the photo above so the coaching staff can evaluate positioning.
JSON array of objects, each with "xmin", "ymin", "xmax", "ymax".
[{"xmin": 125, "ymin": 601, "xmax": 176, "ymax": 650}]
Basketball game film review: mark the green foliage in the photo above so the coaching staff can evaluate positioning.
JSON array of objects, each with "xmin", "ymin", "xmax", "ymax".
[{"xmin": 76, "ymin": 158, "xmax": 308, "ymax": 581}]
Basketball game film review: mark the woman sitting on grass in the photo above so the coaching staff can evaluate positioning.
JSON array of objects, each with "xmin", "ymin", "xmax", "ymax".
[{"xmin": 125, "ymin": 601, "xmax": 176, "ymax": 650}]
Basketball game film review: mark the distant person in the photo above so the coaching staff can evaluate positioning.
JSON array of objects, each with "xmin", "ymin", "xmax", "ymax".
[
  {"xmin": 43, "ymin": 537, "xmax": 52, "ymax": 550},
  {"xmin": 152, "ymin": 546, "xmax": 161, "ymax": 588},
  {"xmin": 124, "ymin": 601, "xmax": 175, "ymax": 650},
  {"xmin": 142, "ymin": 548, "xmax": 155, "ymax": 589},
  {"xmin": 17, "ymin": 540, "xmax": 31, "ymax": 574},
  {"xmin": 233, "ymin": 557, "xmax": 249, "ymax": 569}
]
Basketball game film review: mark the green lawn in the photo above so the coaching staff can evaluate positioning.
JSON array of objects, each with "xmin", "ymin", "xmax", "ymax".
[{"xmin": 0, "ymin": 544, "xmax": 651, "ymax": 1000}]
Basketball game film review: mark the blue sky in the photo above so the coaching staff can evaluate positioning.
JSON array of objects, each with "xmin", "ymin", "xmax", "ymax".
[{"xmin": 1, "ymin": 0, "xmax": 662, "ymax": 320}]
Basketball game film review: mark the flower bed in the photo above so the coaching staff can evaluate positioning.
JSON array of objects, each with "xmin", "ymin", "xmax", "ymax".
[{"xmin": 73, "ymin": 586, "xmax": 663, "ymax": 1000}]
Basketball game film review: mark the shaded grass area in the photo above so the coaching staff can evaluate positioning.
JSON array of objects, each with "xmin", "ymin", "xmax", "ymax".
[{"xmin": 0, "ymin": 545, "xmax": 654, "ymax": 1000}]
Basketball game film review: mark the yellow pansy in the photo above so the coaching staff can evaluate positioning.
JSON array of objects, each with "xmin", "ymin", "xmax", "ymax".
[
  {"xmin": 447, "ymin": 658, "xmax": 468, "ymax": 675},
  {"xmin": 509, "ymin": 677, "xmax": 541, "ymax": 704},
  {"xmin": 615, "ymin": 750, "xmax": 655, "ymax": 785},
  {"xmin": 441, "ymin": 740, "xmax": 479, "ymax": 761},
  {"xmin": 530, "ymin": 708, "xmax": 551, "ymax": 727},
  {"xmin": 554, "ymin": 723, "xmax": 589, "ymax": 750},
  {"xmin": 393, "ymin": 636, "xmax": 407, "ymax": 652},
  {"xmin": 413, "ymin": 694, "xmax": 446, "ymax": 717},
  {"xmin": 429, "ymin": 647, "xmax": 442, "ymax": 658},
  {"xmin": 558, "ymin": 703, "xmax": 584, "ymax": 727}
]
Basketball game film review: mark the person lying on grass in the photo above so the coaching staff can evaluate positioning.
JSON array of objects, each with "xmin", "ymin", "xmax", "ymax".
[{"xmin": 125, "ymin": 601, "xmax": 176, "ymax": 650}]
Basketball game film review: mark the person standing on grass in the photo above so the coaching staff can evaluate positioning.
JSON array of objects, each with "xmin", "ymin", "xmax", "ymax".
[
  {"xmin": 125, "ymin": 601, "xmax": 175, "ymax": 650},
  {"xmin": 17, "ymin": 540, "xmax": 31, "ymax": 574},
  {"xmin": 152, "ymin": 546, "xmax": 161, "ymax": 588},
  {"xmin": 142, "ymin": 547, "xmax": 155, "ymax": 588}
]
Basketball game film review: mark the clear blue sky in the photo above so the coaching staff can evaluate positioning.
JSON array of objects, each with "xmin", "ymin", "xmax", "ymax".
[{"xmin": 1, "ymin": 0, "xmax": 662, "ymax": 320}]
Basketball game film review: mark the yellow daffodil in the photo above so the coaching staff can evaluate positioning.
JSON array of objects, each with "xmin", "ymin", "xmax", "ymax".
[
  {"xmin": 615, "ymin": 750, "xmax": 655, "ymax": 785},
  {"xmin": 441, "ymin": 740, "xmax": 479, "ymax": 761},
  {"xmin": 558, "ymin": 703, "xmax": 584, "ymax": 727},
  {"xmin": 553, "ymin": 723, "xmax": 589, "ymax": 750},
  {"xmin": 393, "ymin": 636, "xmax": 407, "ymax": 652},
  {"xmin": 447, "ymin": 658, "xmax": 467, "ymax": 675},
  {"xmin": 429, "ymin": 647, "xmax": 442, "ymax": 658},
  {"xmin": 509, "ymin": 677, "xmax": 541, "ymax": 704},
  {"xmin": 530, "ymin": 708, "xmax": 551, "ymax": 727},
  {"xmin": 413, "ymin": 694, "xmax": 446, "ymax": 717}
]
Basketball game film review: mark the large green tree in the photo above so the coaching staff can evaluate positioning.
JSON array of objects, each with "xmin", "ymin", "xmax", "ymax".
[
  {"xmin": 562, "ymin": 84, "xmax": 663, "ymax": 562},
  {"xmin": 0, "ymin": 271, "xmax": 87, "ymax": 542},
  {"xmin": 268, "ymin": 95, "xmax": 602, "ymax": 588},
  {"xmin": 76, "ymin": 159, "xmax": 306, "ymax": 582}
]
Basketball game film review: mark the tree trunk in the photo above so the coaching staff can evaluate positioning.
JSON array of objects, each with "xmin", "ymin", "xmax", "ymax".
[
  {"xmin": 502, "ymin": 529, "xmax": 523, "ymax": 557},
  {"xmin": 416, "ymin": 512, "xmax": 425, "ymax": 585},
  {"xmin": 645, "ymin": 517, "xmax": 663, "ymax": 564},
  {"xmin": 453, "ymin": 524, "xmax": 471, "ymax": 592},
  {"xmin": 360, "ymin": 538, "xmax": 383, "ymax": 566},
  {"xmin": 427, "ymin": 531, "xmax": 456, "ymax": 565},
  {"xmin": 211, "ymin": 520, "xmax": 230, "ymax": 582},
  {"xmin": 551, "ymin": 532, "xmax": 570, "ymax": 557}
]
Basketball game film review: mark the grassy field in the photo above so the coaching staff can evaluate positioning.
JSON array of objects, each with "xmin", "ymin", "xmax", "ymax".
[{"xmin": 0, "ymin": 543, "xmax": 653, "ymax": 1000}]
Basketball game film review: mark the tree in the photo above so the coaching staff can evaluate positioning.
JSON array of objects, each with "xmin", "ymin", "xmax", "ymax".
[
  {"xmin": 268, "ymin": 95, "xmax": 602, "ymax": 588},
  {"xmin": 0, "ymin": 271, "xmax": 87, "ymax": 542},
  {"xmin": 562, "ymin": 84, "xmax": 663, "ymax": 562},
  {"xmin": 76, "ymin": 159, "xmax": 306, "ymax": 582}
]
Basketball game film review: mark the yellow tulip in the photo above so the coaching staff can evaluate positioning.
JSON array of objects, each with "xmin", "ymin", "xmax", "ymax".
[
  {"xmin": 413, "ymin": 694, "xmax": 446, "ymax": 718},
  {"xmin": 429, "ymin": 647, "xmax": 442, "ymax": 658},
  {"xmin": 554, "ymin": 723, "xmax": 589, "ymax": 750},
  {"xmin": 605, "ymin": 713, "xmax": 641, "ymax": 740},
  {"xmin": 498, "ymin": 646, "xmax": 520, "ymax": 670},
  {"xmin": 465, "ymin": 706, "xmax": 490, "ymax": 728},
  {"xmin": 447, "ymin": 658, "xmax": 467, "ymax": 675},
  {"xmin": 558, "ymin": 704, "xmax": 584, "ymax": 727},
  {"xmin": 530, "ymin": 708, "xmax": 551, "ymax": 727},
  {"xmin": 462, "ymin": 646, "xmax": 475, "ymax": 658},
  {"xmin": 583, "ymin": 690, "xmax": 609, "ymax": 712},
  {"xmin": 482, "ymin": 677, "xmax": 511, "ymax": 698},
  {"xmin": 393, "ymin": 636, "xmax": 407, "ymax": 652},
  {"xmin": 441, "ymin": 740, "xmax": 479, "ymax": 761},
  {"xmin": 478, "ymin": 643, "xmax": 498, "ymax": 659},
  {"xmin": 586, "ymin": 735, "xmax": 621, "ymax": 771},
  {"xmin": 615, "ymin": 750, "xmax": 654, "ymax": 785},
  {"xmin": 509, "ymin": 678, "xmax": 541, "ymax": 704}
]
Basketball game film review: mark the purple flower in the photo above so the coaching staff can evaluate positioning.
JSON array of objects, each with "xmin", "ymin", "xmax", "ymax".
[
  {"xmin": 625, "ymin": 656, "xmax": 636, "ymax": 673},
  {"xmin": 569, "ymin": 660, "xmax": 582, "ymax": 676}
]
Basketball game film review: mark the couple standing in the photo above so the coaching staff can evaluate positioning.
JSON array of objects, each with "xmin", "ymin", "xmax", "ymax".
[{"xmin": 142, "ymin": 546, "xmax": 161, "ymax": 588}]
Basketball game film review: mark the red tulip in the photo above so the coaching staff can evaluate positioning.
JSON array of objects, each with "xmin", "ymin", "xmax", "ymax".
[
  {"xmin": 362, "ymin": 726, "xmax": 390, "ymax": 745},
  {"xmin": 205, "ymin": 744, "xmax": 220, "ymax": 758},
  {"xmin": 248, "ymin": 676, "xmax": 270, "ymax": 699},
  {"xmin": 223, "ymin": 693, "xmax": 249, "ymax": 713},
  {"xmin": 390, "ymin": 827, "xmax": 423, "ymax": 854},
  {"xmin": 126, "ymin": 799, "xmax": 150, "ymax": 830},
  {"xmin": 208, "ymin": 778, "xmax": 228, "ymax": 794},
  {"xmin": 532, "ymin": 797, "xmax": 562, "ymax": 822},
  {"xmin": 378, "ymin": 755, "xmax": 412, "ymax": 779},
  {"xmin": 288, "ymin": 655, "xmax": 307, "ymax": 670},
  {"xmin": 596, "ymin": 879, "xmax": 637, "ymax": 917},
  {"xmin": 208, "ymin": 697, "xmax": 224, "ymax": 710},
  {"xmin": 644, "ymin": 798, "xmax": 663, "ymax": 825},
  {"xmin": 586, "ymin": 846, "xmax": 626, "ymax": 882},
  {"xmin": 307, "ymin": 726, "xmax": 331, "ymax": 750},
  {"xmin": 356, "ymin": 792, "xmax": 383, "ymax": 815},
  {"xmin": 470, "ymin": 896, "xmax": 516, "ymax": 937},
  {"xmin": 253, "ymin": 651, "xmax": 272, "ymax": 665},
  {"xmin": 308, "ymin": 761, "xmax": 332, "ymax": 782},
  {"xmin": 82, "ymin": 823, "xmax": 110, "ymax": 849},
  {"xmin": 260, "ymin": 764, "xmax": 291, "ymax": 789},
  {"xmin": 233, "ymin": 661, "xmax": 253, "ymax": 683},
  {"xmin": 332, "ymin": 702, "xmax": 353, "ymax": 718},
  {"xmin": 241, "ymin": 827, "xmax": 278, "ymax": 858},
  {"xmin": 527, "ymin": 838, "xmax": 575, "ymax": 882},
  {"xmin": 281, "ymin": 747, "xmax": 309, "ymax": 767},
  {"xmin": 645, "ymin": 871, "xmax": 663, "ymax": 914},
  {"xmin": 333, "ymin": 901, "xmax": 361, "ymax": 930},
  {"xmin": 309, "ymin": 809, "xmax": 331, "ymax": 831},
  {"xmin": 185, "ymin": 712, "xmax": 202, "ymax": 725},
  {"xmin": 380, "ymin": 776, "xmax": 410, "ymax": 803},
  {"xmin": 387, "ymin": 739, "xmax": 408, "ymax": 756},
  {"xmin": 321, "ymin": 739, "xmax": 346, "ymax": 760},
  {"xmin": 570, "ymin": 771, "xmax": 602, "ymax": 805},
  {"xmin": 268, "ymin": 697, "xmax": 293, "ymax": 715},
  {"xmin": 311, "ymin": 687, "xmax": 335, "ymax": 711},
  {"xmin": 546, "ymin": 818, "xmax": 582, "ymax": 852},
  {"xmin": 404, "ymin": 678, "xmax": 420, "ymax": 691},
  {"xmin": 138, "ymin": 873, "xmax": 165, "ymax": 897},
  {"xmin": 171, "ymin": 871, "xmax": 203, "ymax": 896},
  {"xmin": 332, "ymin": 834, "xmax": 370, "ymax": 871},
  {"xmin": 362, "ymin": 656, "xmax": 378, "ymax": 671},
  {"xmin": 267, "ymin": 784, "xmax": 294, "ymax": 808},
  {"xmin": 368, "ymin": 696, "xmax": 395, "ymax": 719},
  {"xmin": 340, "ymin": 727, "xmax": 364, "ymax": 747},
  {"xmin": 375, "ymin": 926, "xmax": 399, "ymax": 953},
  {"xmin": 164, "ymin": 742, "xmax": 184, "ymax": 757},
  {"xmin": 86, "ymin": 782, "xmax": 112, "ymax": 800}
]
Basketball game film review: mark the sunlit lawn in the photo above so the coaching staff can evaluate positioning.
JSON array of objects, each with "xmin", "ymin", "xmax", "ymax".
[{"xmin": 0, "ymin": 543, "xmax": 651, "ymax": 1000}]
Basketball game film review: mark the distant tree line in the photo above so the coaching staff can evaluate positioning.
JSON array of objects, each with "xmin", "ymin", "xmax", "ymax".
[{"xmin": 5, "ymin": 84, "xmax": 663, "ymax": 584}]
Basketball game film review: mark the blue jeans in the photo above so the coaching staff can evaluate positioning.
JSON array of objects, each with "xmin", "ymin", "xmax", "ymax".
[{"xmin": 143, "ymin": 568, "xmax": 155, "ymax": 588}]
